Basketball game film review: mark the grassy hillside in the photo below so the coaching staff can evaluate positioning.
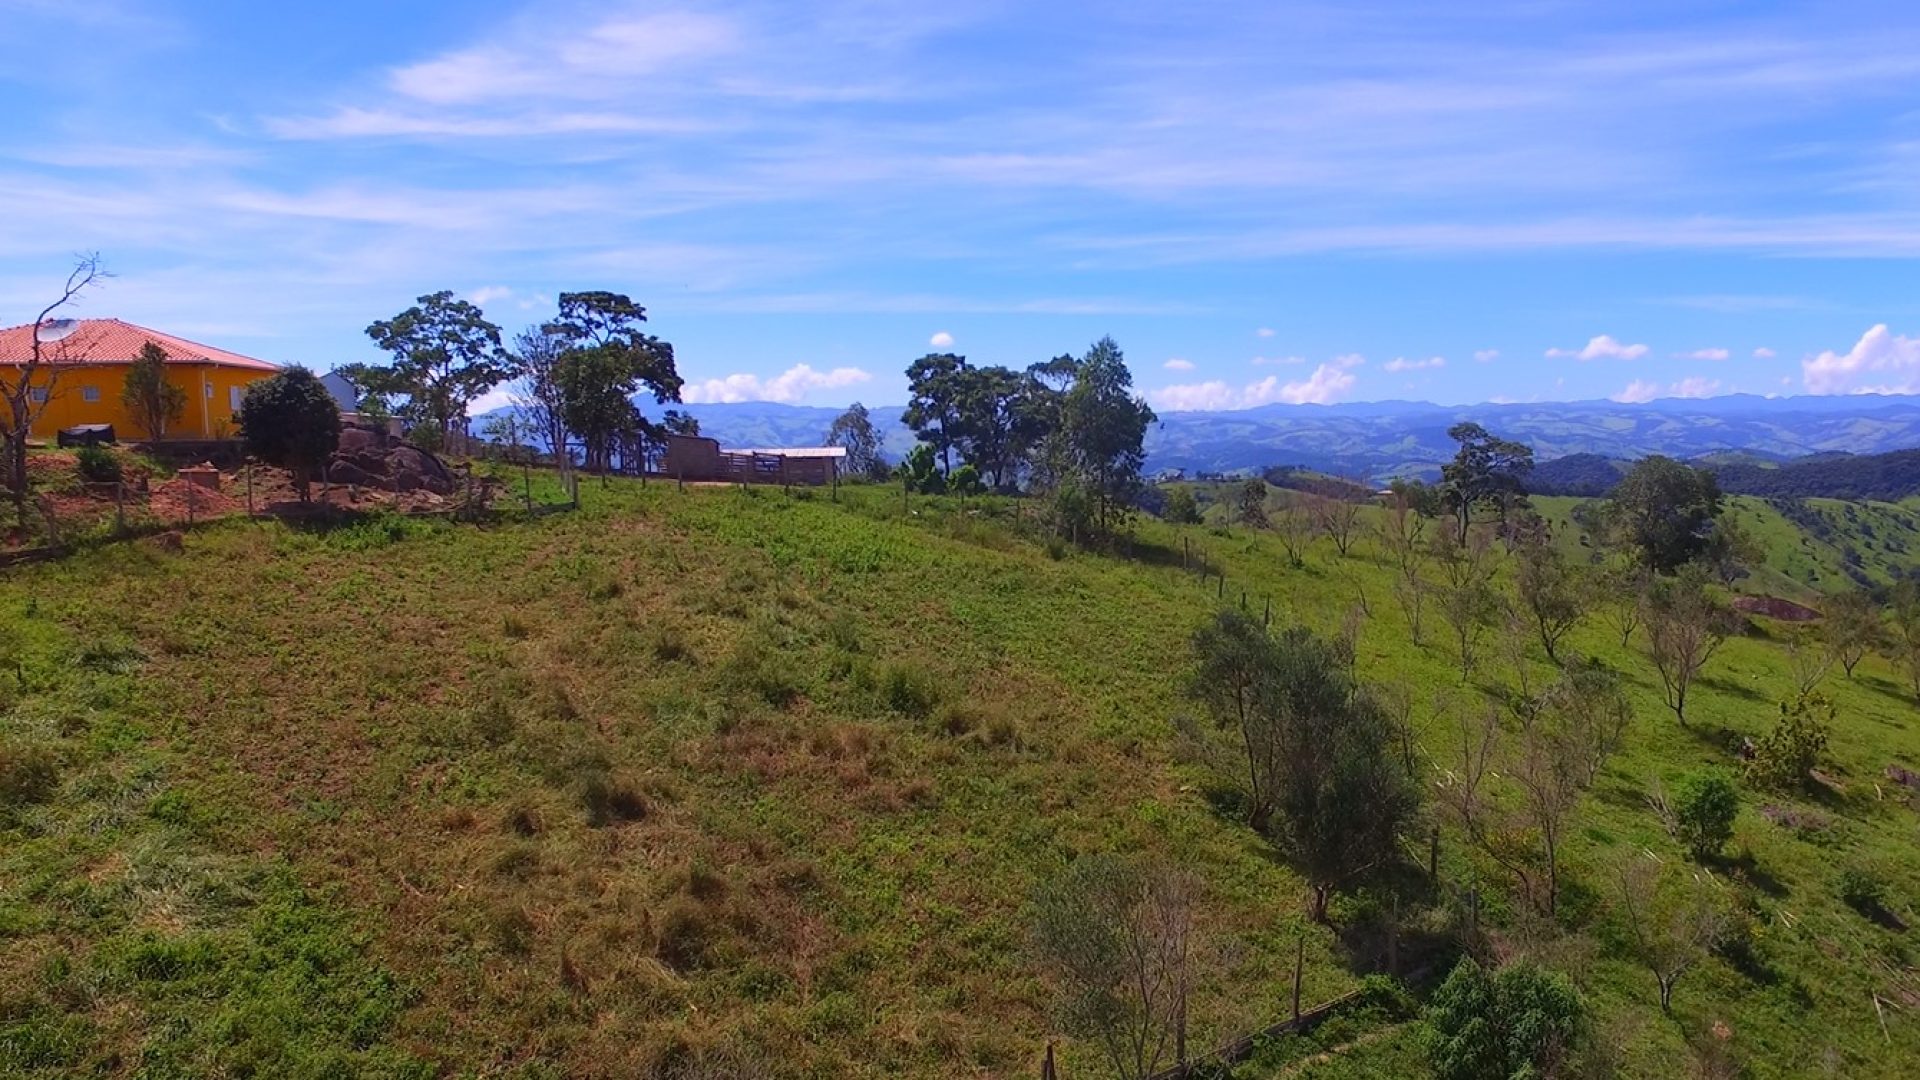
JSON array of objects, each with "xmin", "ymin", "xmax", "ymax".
[{"xmin": 3, "ymin": 481, "xmax": 1918, "ymax": 1077}]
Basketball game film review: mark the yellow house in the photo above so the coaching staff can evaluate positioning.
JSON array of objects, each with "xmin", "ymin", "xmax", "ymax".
[{"xmin": 0, "ymin": 318, "xmax": 281, "ymax": 440}]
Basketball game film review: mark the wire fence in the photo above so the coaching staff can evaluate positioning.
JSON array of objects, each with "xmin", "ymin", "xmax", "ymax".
[{"xmin": 2, "ymin": 460, "xmax": 576, "ymax": 568}]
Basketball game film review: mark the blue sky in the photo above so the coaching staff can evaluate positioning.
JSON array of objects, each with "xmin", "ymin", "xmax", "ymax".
[{"xmin": 5, "ymin": 0, "xmax": 1920, "ymax": 413}]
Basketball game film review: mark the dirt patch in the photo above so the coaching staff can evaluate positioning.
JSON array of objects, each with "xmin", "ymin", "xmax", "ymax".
[{"xmin": 1732, "ymin": 595, "xmax": 1823, "ymax": 622}]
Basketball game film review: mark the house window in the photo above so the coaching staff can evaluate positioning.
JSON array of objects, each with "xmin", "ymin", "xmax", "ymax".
[
  {"xmin": 29, "ymin": 388, "xmax": 47, "ymax": 404},
  {"xmin": 205, "ymin": 382, "xmax": 214, "ymax": 398},
  {"xmin": 82, "ymin": 385, "xmax": 100, "ymax": 403},
  {"xmin": 230, "ymin": 386, "xmax": 242, "ymax": 412}
]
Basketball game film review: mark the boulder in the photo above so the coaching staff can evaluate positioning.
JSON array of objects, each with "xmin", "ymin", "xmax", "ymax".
[{"xmin": 323, "ymin": 441, "xmax": 456, "ymax": 495}]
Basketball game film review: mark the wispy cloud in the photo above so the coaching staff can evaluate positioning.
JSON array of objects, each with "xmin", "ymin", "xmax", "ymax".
[
  {"xmin": 1753, "ymin": 346, "xmax": 1777, "ymax": 359},
  {"xmin": 1251, "ymin": 355, "xmax": 1306, "ymax": 366},
  {"xmin": 1383, "ymin": 355, "xmax": 1445, "ymax": 373},
  {"xmin": 1547, "ymin": 335, "xmax": 1649, "ymax": 361},
  {"xmin": 1676, "ymin": 347, "xmax": 1730, "ymax": 361},
  {"xmin": 1163, "ymin": 357, "xmax": 1194, "ymax": 371},
  {"xmin": 1255, "ymin": 327, "xmax": 1276, "ymax": 338},
  {"xmin": 929, "ymin": 331, "xmax": 954, "ymax": 347},
  {"xmin": 1473, "ymin": 349, "xmax": 1499, "ymax": 363}
]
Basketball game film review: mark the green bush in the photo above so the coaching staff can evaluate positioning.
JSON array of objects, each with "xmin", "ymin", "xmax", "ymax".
[
  {"xmin": 1674, "ymin": 771, "xmax": 1739, "ymax": 860},
  {"xmin": 1839, "ymin": 866, "xmax": 1888, "ymax": 914},
  {"xmin": 1425, "ymin": 957, "xmax": 1586, "ymax": 1080},
  {"xmin": 1746, "ymin": 691, "xmax": 1833, "ymax": 790},
  {"xmin": 876, "ymin": 660, "xmax": 942, "ymax": 718},
  {"xmin": 75, "ymin": 445, "xmax": 122, "ymax": 483}
]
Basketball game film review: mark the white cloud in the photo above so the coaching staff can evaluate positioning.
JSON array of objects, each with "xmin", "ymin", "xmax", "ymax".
[
  {"xmin": 928, "ymin": 331, "xmax": 954, "ymax": 347},
  {"xmin": 1677, "ymin": 347, "xmax": 1730, "ymax": 361},
  {"xmin": 1163, "ymin": 357, "xmax": 1195, "ymax": 371},
  {"xmin": 467, "ymin": 385, "xmax": 518, "ymax": 416},
  {"xmin": 1251, "ymin": 354, "xmax": 1306, "ymax": 366},
  {"xmin": 1255, "ymin": 327, "xmax": 1276, "ymax": 338},
  {"xmin": 466, "ymin": 284, "xmax": 513, "ymax": 306},
  {"xmin": 1753, "ymin": 347, "xmax": 1777, "ymax": 359},
  {"xmin": 1802, "ymin": 324, "xmax": 1920, "ymax": 394},
  {"xmin": 1611, "ymin": 379, "xmax": 1661, "ymax": 404},
  {"xmin": 1154, "ymin": 354, "xmax": 1361, "ymax": 410},
  {"xmin": 1383, "ymin": 355, "xmax": 1445, "ymax": 373},
  {"xmin": 682, "ymin": 363, "xmax": 873, "ymax": 404},
  {"xmin": 1473, "ymin": 349, "xmax": 1499, "ymax": 363},
  {"xmin": 1547, "ymin": 334, "xmax": 1650, "ymax": 361},
  {"xmin": 1669, "ymin": 376, "xmax": 1722, "ymax": 398}
]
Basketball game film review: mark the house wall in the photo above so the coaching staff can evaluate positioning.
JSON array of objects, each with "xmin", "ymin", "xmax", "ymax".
[{"xmin": 16, "ymin": 363, "xmax": 274, "ymax": 439}]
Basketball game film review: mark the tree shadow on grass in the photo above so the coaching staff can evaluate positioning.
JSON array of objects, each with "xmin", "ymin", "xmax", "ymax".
[
  {"xmin": 1696, "ymin": 674, "xmax": 1767, "ymax": 703},
  {"xmin": 1713, "ymin": 851, "xmax": 1789, "ymax": 899}
]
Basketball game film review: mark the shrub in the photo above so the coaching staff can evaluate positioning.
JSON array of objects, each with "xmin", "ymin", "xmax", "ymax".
[
  {"xmin": 950, "ymin": 463, "xmax": 985, "ymax": 496},
  {"xmin": 74, "ymin": 445, "xmax": 121, "ymax": 483},
  {"xmin": 0, "ymin": 741, "xmax": 60, "ymax": 811},
  {"xmin": 876, "ymin": 660, "xmax": 941, "ymax": 718},
  {"xmin": 236, "ymin": 367, "xmax": 342, "ymax": 502},
  {"xmin": 1425, "ymin": 957, "xmax": 1586, "ymax": 1080},
  {"xmin": 1838, "ymin": 866, "xmax": 1888, "ymax": 915},
  {"xmin": 1673, "ymin": 771, "xmax": 1739, "ymax": 860},
  {"xmin": 1162, "ymin": 486, "xmax": 1203, "ymax": 525},
  {"xmin": 1745, "ymin": 691, "xmax": 1833, "ymax": 791}
]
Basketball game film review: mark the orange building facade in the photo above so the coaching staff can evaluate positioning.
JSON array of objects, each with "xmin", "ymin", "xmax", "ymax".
[{"xmin": 0, "ymin": 319, "xmax": 281, "ymax": 440}]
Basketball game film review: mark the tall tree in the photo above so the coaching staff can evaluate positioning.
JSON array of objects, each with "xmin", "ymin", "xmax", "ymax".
[
  {"xmin": 120, "ymin": 340, "xmax": 186, "ymax": 441},
  {"xmin": 1377, "ymin": 481, "xmax": 1434, "ymax": 645},
  {"xmin": 1028, "ymin": 856, "xmax": 1197, "ymax": 1080},
  {"xmin": 237, "ymin": 367, "xmax": 341, "ymax": 503},
  {"xmin": 1263, "ymin": 624, "xmax": 1422, "ymax": 921},
  {"xmin": 1234, "ymin": 478, "xmax": 1270, "ymax": 529},
  {"xmin": 825, "ymin": 402, "xmax": 888, "ymax": 480},
  {"xmin": 5, "ymin": 254, "xmax": 106, "ymax": 522},
  {"xmin": 1060, "ymin": 337, "xmax": 1155, "ymax": 535},
  {"xmin": 903, "ymin": 352, "xmax": 970, "ymax": 475},
  {"xmin": 1604, "ymin": 456, "xmax": 1725, "ymax": 574},
  {"xmin": 1513, "ymin": 523, "xmax": 1590, "ymax": 663},
  {"xmin": 1643, "ymin": 565, "xmax": 1736, "ymax": 724},
  {"xmin": 1822, "ymin": 588, "xmax": 1882, "ymax": 680},
  {"xmin": 365, "ymin": 290, "xmax": 509, "ymax": 444},
  {"xmin": 1439, "ymin": 423, "xmax": 1534, "ymax": 541},
  {"xmin": 545, "ymin": 292, "xmax": 682, "ymax": 476},
  {"xmin": 950, "ymin": 365, "xmax": 1026, "ymax": 489},
  {"xmin": 1184, "ymin": 609, "xmax": 1287, "ymax": 832},
  {"xmin": 1615, "ymin": 856, "xmax": 1728, "ymax": 1014},
  {"xmin": 508, "ymin": 325, "xmax": 571, "ymax": 476},
  {"xmin": 1430, "ymin": 525, "xmax": 1501, "ymax": 679},
  {"xmin": 1891, "ymin": 578, "xmax": 1920, "ymax": 703}
]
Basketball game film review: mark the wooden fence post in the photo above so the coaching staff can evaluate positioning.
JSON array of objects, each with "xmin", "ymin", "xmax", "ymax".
[
  {"xmin": 1041, "ymin": 1042, "xmax": 1057, "ymax": 1080},
  {"xmin": 245, "ymin": 462, "xmax": 255, "ymax": 515},
  {"xmin": 1262, "ymin": 597, "xmax": 1271, "ymax": 626},
  {"xmin": 1429, "ymin": 827, "xmax": 1440, "ymax": 883},
  {"xmin": 1292, "ymin": 934, "xmax": 1305, "ymax": 1021},
  {"xmin": 1217, "ymin": 573, "xmax": 1224, "ymax": 600},
  {"xmin": 114, "ymin": 481, "xmax": 125, "ymax": 535}
]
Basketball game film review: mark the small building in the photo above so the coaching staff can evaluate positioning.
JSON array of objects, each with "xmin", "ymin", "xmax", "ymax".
[
  {"xmin": 661, "ymin": 433, "xmax": 846, "ymax": 486},
  {"xmin": 0, "ymin": 318, "xmax": 280, "ymax": 440},
  {"xmin": 319, "ymin": 370, "xmax": 359, "ymax": 414}
]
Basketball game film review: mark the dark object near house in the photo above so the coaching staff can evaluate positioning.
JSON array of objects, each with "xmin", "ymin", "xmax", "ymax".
[{"xmin": 57, "ymin": 424, "xmax": 116, "ymax": 447}]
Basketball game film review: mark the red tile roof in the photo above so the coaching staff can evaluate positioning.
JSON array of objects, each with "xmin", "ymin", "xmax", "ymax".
[{"xmin": 0, "ymin": 318, "xmax": 281, "ymax": 372}]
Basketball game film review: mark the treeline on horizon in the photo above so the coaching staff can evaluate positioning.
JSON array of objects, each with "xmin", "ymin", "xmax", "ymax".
[{"xmin": 1524, "ymin": 448, "xmax": 1920, "ymax": 503}]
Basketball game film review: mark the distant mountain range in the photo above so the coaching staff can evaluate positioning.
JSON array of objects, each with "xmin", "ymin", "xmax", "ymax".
[{"xmin": 481, "ymin": 393, "xmax": 1920, "ymax": 481}]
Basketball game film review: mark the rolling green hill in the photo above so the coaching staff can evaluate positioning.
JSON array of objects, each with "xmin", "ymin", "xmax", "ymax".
[{"xmin": 2, "ymin": 481, "xmax": 1917, "ymax": 1078}]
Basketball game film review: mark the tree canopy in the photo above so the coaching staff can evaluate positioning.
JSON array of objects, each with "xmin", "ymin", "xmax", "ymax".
[
  {"xmin": 825, "ymin": 402, "xmax": 888, "ymax": 480},
  {"xmin": 1439, "ymin": 422, "xmax": 1534, "ymax": 538},
  {"xmin": 121, "ymin": 340, "xmax": 185, "ymax": 441},
  {"xmin": 237, "ymin": 367, "xmax": 341, "ymax": 502},
  {"xmin": 1605, "ymin": 455, "xmax": 1725, "ymax": 573},
  {"xmin": 364, "ymin": 290, "xmax": 509, "ymax": 442}
]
